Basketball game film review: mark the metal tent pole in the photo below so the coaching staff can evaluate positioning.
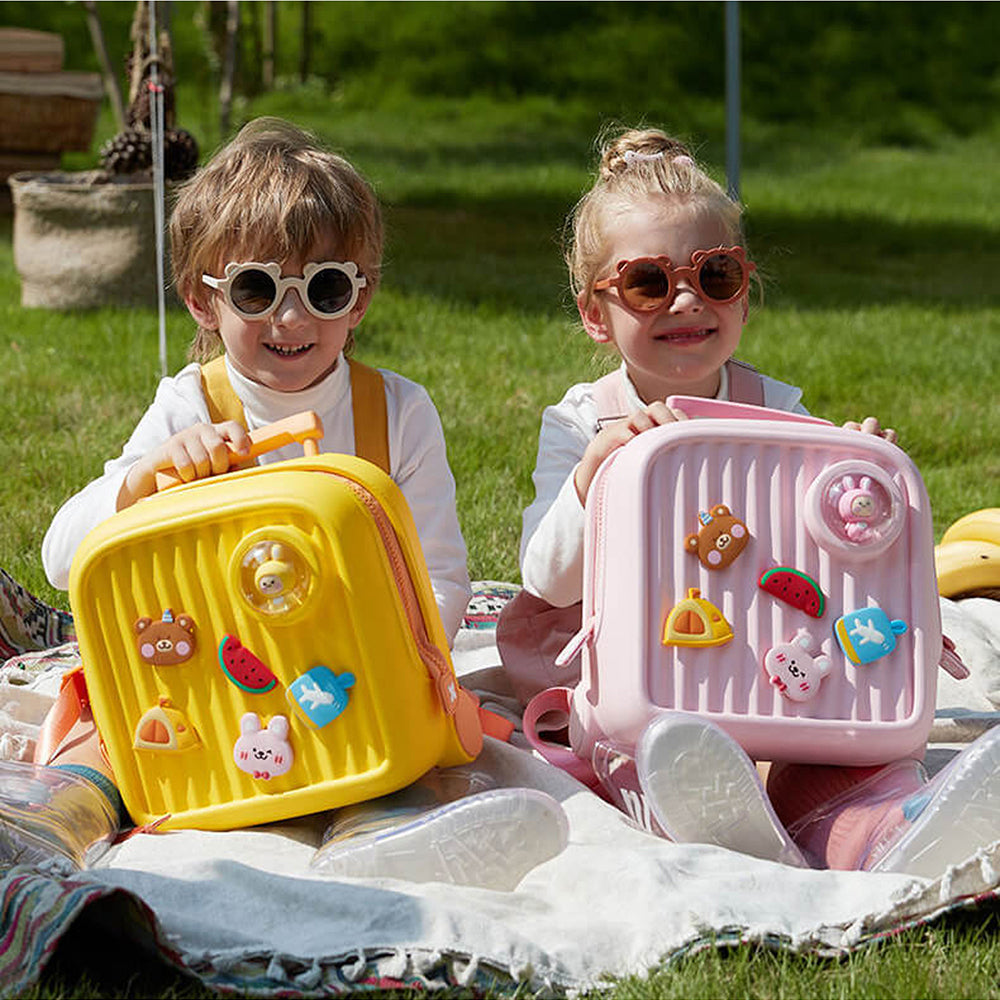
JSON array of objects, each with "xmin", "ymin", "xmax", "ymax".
[
  {"xmin": 725, "ymin": 0, "xmax": 741, "ymax": 201},
  {"xmin": 147, "ymin": 1, "xmax": 168, "ymax": 378}
]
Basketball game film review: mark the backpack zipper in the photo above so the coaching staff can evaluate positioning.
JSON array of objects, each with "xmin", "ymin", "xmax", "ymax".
[
  {"xmin": 554, "ymin": 453, "xmax": 616, "ymax": 665},
  {"xmin": 586, "ymin": 455, "xmax": 614, "ymax": 637},
  {"xmin": 340, "ymin": 477, "xmax": 460, "ymax": 718}
]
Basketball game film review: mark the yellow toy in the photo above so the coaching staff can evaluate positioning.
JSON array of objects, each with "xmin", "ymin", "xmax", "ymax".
[
  {"xmin": 662, "ymin": 588, "xmax": 734, "ymax": 648},
  {"xmin": 935, "ymin": 508, "xmax": 1000, "ymax": 598},
  {"xmin": 68, "ymin": 412, "xmax": 487, "ymax": 831}
]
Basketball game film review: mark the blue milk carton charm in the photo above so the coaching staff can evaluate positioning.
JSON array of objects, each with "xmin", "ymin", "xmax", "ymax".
[
  {"xmin": 835, "ymin": 608, "xmax": 908, "ymax": 666},
  {"xmin": 287, "ymin": 666, "xmax": 356, "ymax": 727}
]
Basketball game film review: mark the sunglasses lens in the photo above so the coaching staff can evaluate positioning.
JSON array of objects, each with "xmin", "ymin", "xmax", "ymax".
[
  {"xmin": 621, "ymin": 260, "xmax": 672, "ymax": 310},
  {"xmin": 307, "ymin": 266, "xmax": 355, "ymax": 315},
  {"xmin": 229, "ymin": 269, "xmax": 278, "ymax": 315},
  {"xmin": 698, "ymin": 252, "xmax": 745, "ymax": 301}
]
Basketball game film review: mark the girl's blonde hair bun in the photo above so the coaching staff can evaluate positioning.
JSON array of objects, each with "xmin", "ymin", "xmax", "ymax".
[
  {"xmin": 566, "ymin": 125, "xmax": 745, "ymax": 304},
  {"xmin": 599, "ymin": 131, "xmax": 694, "ymax": 181}
]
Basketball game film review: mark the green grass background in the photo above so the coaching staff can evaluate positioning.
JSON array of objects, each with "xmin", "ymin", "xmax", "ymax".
[
  {"xmin": 2, "ymin": 2, "xmax": 999, "ymax": 997},
  {"xmin": 3, "ymin": 103, "xmax": 997, "ymax": 604}
]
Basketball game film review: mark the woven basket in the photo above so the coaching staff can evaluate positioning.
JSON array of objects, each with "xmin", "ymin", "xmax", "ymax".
[
  {"xmin": 0, "ymin": 28, "xmax": 64, "ymax": 73},
  {"xmin": 0, "ymin": 71, "xmax": 102, "ymax": 153},
  {"xmin": 9, "ymin": 171, "xmax": 173, "ymax": 310}
]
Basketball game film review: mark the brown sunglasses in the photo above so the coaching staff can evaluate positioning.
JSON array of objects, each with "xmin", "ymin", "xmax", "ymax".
[{"xmin": 594, "ymin": 246, "xmax": 754, "ymax": 311}]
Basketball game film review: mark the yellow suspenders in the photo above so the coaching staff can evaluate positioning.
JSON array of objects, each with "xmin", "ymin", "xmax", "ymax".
[
  {"xmin": 199, "ymin": 356, "xmax": 391, "ymax": 475},
  {"xmin": 345, "ymin": 358, "xmax": 391, "ymax": 475},
  {"xmin": 200, "ymin": 355, "xmax": 248, "ymax": 429}
]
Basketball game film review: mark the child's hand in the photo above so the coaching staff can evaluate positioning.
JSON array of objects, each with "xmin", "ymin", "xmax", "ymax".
[
  {"xmin": 842, "ymin": 416, "xmax": 898, "ymax": 445},
  {"xmin": 575, "ymin": 402, "xmax": 686, "ymax": 503},
  {"xmin": 116, "ymin": 421, "xmax": 252, "ymax": 510}
]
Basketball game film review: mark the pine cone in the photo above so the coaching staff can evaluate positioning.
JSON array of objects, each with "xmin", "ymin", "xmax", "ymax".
[
  {"xmin": 127, "ymin": 84, "xmax": 176, "ymax": 132},
  {"xmin": 164, "ymin": 128, "xmax": 199, "ymax": 181},
  {"xmin": 100, "ymin": 129, "xmax": 153, "ymax": 174}
]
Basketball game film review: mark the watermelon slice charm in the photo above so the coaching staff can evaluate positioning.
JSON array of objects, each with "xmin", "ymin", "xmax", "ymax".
[
  {"xmin": 218, "ymin": 635, "xmax": 278, "ymax": 693},
  {"xmin": 758, "ymin": 566, "xmax": 825, "ymax": 618}
]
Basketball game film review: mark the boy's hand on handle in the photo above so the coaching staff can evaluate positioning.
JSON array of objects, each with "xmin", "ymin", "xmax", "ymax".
[
  {"xmin": 575, "ymin": 401, "xmax": 686, "ymax": 504},
  {"xmin": 116, "ymin": 421, "xmax": 251, "ymax": 510},
  {"xmin": 842, "ymin": 416, "xmax": 898, "ymax": 446}
]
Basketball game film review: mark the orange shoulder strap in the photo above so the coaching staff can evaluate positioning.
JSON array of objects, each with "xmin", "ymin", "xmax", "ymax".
[
  {"xmin": 200, "ymin": 356, "xmax": 247, "ymax": 429},
  {"xmin": 347, "ymin": 358, "xmax": 390, "ymax": 474},
  {"xmin": 199, "ymin": 357, "xmax": 390, "ymax": 473},
  {"xmin": 34, "ymin": 666, "xmax": 88, "ymax": 765}
]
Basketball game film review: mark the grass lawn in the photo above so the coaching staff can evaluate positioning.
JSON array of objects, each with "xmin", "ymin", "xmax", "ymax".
[{"xmin": 3, "ymin": 91, "xmax": 999, "ymax": 997}]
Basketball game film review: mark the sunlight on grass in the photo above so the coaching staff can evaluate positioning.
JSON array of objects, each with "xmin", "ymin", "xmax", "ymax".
[
  {"xmin": 603, "ymin": 914, "xmax": 1000, "ymax": 1000},
  {"xmin": 2, "ymin": 118, "xmax": 998, "ymax": 603},
  {"xmin": 2, "ymin": 85, "xmax": 999, "ymax": 999}
]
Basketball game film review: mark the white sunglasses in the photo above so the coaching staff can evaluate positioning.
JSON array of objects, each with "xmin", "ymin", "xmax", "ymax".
[{"xmin": 202, "ymin": 260, "xmax": 367, "ymax": 321}]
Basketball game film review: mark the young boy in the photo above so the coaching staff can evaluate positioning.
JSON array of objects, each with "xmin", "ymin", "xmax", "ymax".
[
  {"xmin": 42, "ymin": 117, "xmax": 471, "ymax": 641},
  {"xmin": 15, "ymin": 118, "xmax": 480, "ymax": 870}
]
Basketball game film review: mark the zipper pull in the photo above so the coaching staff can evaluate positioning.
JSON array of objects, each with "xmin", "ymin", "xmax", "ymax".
[
  {"xmin": 436, "ymin": 671, "xmax": 459, "ymax": 714},
  {"xmin": 555, "ymin": 616, "xmax": 596, "ymax": 667},
  {"xmin": 422, "ymin": 650, "xmax": 459, "ymax": 715}
]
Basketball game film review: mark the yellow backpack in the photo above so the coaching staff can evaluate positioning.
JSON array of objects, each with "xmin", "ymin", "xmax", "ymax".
[{"xmin": 60, "ymin": 358, "xmax": 494, "ymax": 831}]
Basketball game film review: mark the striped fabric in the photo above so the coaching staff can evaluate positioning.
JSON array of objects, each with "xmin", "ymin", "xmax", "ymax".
[
  {"xmin": 0, "ymin": 868, "xmax": 166, "ymax": 994},
  {"xmin": 0, "ymin": 570, "xmax": 75, "ymax": 661}
]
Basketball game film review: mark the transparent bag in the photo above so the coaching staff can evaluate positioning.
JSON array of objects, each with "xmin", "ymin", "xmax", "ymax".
[{"xmin": 0, "ymin": 761, "xmax": 119, "ymax": 872}]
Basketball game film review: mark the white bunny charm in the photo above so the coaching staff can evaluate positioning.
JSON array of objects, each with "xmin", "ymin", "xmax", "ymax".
[{"xmin": 233, "ymin": 712, "xmax": 294, "ymax": 780}]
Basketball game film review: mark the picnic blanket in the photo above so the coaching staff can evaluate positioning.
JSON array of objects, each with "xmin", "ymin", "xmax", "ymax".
[{"xmin": 2, "ymin": 576, "xmax": 1000, "ymax": 997}]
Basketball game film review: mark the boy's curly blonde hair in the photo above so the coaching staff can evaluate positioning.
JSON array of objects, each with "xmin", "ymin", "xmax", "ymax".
[
  {"xmin": 566, "ymin": 126, "xmax": 745, "ymax": 309},
  {"xmin": 170, "ymin": 117, "xmax": 384, "ymax": 361}
]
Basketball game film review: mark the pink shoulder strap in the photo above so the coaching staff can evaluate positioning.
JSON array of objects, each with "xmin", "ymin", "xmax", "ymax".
[
  {"xmin": 591, "ymin": 369, "xmax": 629, "ymax": 424},
  {"xmin": 592, "ymin": 359, "xmax": 764, "ymax": 420},
  {"xmin": 522, "ymin": 687, "xmax": 602, "ymax": 789},
  {"xmin": 725, "ymin": 358, "xmax": 765, "ymax": 406}
]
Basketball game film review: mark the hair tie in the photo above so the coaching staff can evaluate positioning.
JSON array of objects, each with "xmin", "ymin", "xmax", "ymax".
[
  {"xmin": 622, "ymin": 149, "xmax": 665, "ymax": 167},
  {"xmin": 622, "ymin": 149, "xmax": 695, "ymax": 170}
]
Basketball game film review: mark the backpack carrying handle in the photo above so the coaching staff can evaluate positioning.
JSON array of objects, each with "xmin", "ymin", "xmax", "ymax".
[
  {"xmin": 154, "ymin": 411, "xmax": 324, "ymax": 492},
  {"xmin": 665, "ymin": 395, "xmax": 832, "ymax": 426}
]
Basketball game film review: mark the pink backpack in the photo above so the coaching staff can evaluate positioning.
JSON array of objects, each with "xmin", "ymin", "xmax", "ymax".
[
  {"xmin": 517, "ymin": 395, "xmax": 967, "ymax": 783},
  {"xmin": 498, "ymin": 360, "xmax": 765, "ymax": 705}
]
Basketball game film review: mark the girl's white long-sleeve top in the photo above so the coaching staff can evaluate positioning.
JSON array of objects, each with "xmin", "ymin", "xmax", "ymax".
[
  {"xmin": 519, "ymin": 362, "xmax": 810, "ymax": 608},
  {"xmin": 42, "ymin": 355, "xmax": 472, "ymax": 643}
]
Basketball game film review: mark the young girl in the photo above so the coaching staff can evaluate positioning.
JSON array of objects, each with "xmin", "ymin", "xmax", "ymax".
[
  {"xmin": 42, "ymin": 117, "xmax": 470, "ymax": 642},
  {"xmin": 502, "ymin": 126, "xmax": 1000, "ymax": 877}
]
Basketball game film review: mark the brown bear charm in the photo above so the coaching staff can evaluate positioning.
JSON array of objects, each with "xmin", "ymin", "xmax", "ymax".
[
  {"xmin": 135, "ymin": 609, "xmax": 197, "ymax": 665},
  {"xmin": 685, "ymin": 504, "xmax": 749, "ymax": 570}
]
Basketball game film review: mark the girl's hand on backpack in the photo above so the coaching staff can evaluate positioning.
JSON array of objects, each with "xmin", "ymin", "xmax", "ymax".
[
  {"xmin": 116, "ymin": 421, "xmax": 252, "ymax": 509},
  {"xmin": 842, "ymin": 416, "xmax": 897, "ymax": 445},
  {"xmin": 575, "ymin": 401, "xmax": 686, "ymax": 503}
]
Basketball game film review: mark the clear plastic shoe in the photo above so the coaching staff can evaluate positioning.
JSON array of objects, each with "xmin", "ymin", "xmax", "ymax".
[
  {"xmin": 311, "ymin": 767, "xmax": 569, "ymax": 891},
  {"xmin": 636, "ymin": 712, "xmax": 807, "ymax": 867},
  {"xmin": 868, "ymin": 726, "xmax": 1000, "ymax": 878},
  {"xmin": 0, "ymin": 761, "xmax": 119, "ymax": 872}
]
